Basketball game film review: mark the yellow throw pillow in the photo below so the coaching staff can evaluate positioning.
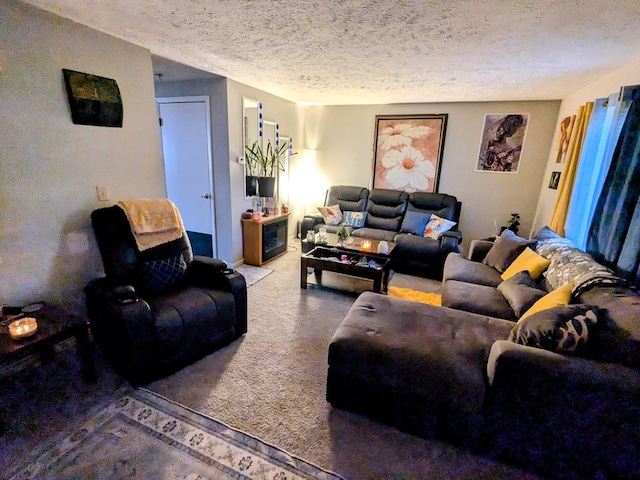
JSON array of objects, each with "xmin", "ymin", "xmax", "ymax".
[
  {"xmin": 501, "ymin": 247, "xmax": 551, "ymax": 281},
  {"xmin": 518, "ymin": 282, "xmax": 574, "ymax": 322}
]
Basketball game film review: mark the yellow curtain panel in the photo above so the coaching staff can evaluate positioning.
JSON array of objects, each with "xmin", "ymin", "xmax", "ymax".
[{"xmin": 549, "ymin": 102, "xmax": 594, "ymax": 236}]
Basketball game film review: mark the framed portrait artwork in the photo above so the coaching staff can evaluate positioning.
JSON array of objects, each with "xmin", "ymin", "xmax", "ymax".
[
  {"xmin": 555, "ymin": 115, "xmax": 575, "ymax": 163},
  {"xmin": 372, "ymin": 114, "xmax": 448, "ymax": 193},
  {"xmin": 476, "ymin": 113, "xmax": 529, "ymax": 173},
  {"xmin": 62, "ymin": 69, "xmax": 123, "ymax": 127}
]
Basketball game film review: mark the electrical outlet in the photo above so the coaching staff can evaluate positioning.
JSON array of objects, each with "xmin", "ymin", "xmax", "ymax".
[{"xmin": 96, "ymin": 185, "xmax": 109, "ymax": 202}]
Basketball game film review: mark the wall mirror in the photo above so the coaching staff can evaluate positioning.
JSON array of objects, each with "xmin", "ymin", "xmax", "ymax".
[{"xmin": 242, "ymin": 97, "xmax": 260, "ymax": 198}]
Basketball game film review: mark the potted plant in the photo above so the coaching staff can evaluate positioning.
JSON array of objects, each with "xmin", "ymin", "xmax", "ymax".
[
  {"xmin": 506, "ymin": 212, "xmax": 521, "ymax": 235},
  {"xmin": 336, "ymin": 224, "xmax": 350, "ymax": 247},
  {"xmin": 244, "ymin": 140, "xmax": 261, "ymax": 196},
  {"xmin": 244, "ymin": 140, "xmax": 287, "ymax": 197}
]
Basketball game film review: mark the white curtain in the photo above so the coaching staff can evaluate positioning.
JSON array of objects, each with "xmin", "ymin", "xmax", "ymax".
[{"xmin": 564, "ymin": 92, "xmax": 631, "ymax": 248}]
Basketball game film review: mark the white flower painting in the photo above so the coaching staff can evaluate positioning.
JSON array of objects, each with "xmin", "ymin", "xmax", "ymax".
[{"xmin": 373, "ymin": 114, "xmax": 448, "ymax": 193}]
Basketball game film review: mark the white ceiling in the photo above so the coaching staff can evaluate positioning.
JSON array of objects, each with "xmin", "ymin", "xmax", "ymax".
[{"xmin": 22, "ymin": 0, "xmax": 640, "ymax": 105}]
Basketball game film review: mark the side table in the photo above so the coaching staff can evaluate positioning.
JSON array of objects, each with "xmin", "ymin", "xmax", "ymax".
[{"xmin": 0, "ymin": 303, "xmax": 95, "ymax": 383}]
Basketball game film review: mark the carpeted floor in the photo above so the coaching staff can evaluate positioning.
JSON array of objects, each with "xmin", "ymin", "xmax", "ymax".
[{"xmin": 1, "ymin": 240, "xmax": 540, "ymax": 479}]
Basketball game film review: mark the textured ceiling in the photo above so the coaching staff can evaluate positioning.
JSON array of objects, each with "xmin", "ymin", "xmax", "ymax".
[{"xmin": 22, "ymin": 0, "xmax": 640, "ymax": 105}]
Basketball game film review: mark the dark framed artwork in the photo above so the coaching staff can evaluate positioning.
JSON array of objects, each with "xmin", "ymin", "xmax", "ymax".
[
  {"xmin": 372, "ymin": 114, "xmax": 448, "ymax": 193},
  {"xmin": 549, "ymin": 171, "xmax": 561, "ymax": 189},
  {"xmin": 62, "ymin": 69, "xmax": 123, "ymax": 127},
  {"xmin": 476, "ymin": 113, "xmax": 529, "ymax": 173}
]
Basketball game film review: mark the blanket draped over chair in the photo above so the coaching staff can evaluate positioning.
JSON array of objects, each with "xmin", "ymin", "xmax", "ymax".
[{"xmin": 117, "ymin": 198, "xmax": 184, "ymax": 251}]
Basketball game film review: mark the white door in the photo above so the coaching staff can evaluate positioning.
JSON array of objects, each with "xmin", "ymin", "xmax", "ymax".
[{"xmin": 157, "ymin": 96, "xmax": 216, "ymax": 257}]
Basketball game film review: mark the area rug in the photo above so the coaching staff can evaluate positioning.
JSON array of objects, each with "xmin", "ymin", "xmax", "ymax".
[
  {"xmin": 6, "ymin": 386, "xmax": 343, "ymax": 480},
  {"xmin": 388, "ymin": 286, "xmax": 442, "ymax": 305},
  {"xmin": 235, "ymin": 264, "xmax": 273, "ymax": 287}
]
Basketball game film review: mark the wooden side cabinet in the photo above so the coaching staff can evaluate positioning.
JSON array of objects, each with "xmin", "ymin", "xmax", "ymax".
[{"xmin": 242, "ymin": 213, "xmax": 289, "ymax": 266}]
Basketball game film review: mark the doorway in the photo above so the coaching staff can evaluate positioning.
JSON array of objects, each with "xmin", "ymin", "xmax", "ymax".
[{"xmin": 157, "ymin": 96, "xmax": 216, "ymax": 257}]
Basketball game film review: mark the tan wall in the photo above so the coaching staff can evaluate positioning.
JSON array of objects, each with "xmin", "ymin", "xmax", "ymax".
[
  {"xmin": 0, "ymin": 1, "xmax": 165, "ymax": 309},
  {"xmin": 301, "ymin": 101, "xmax": 560, "ymax": 251},
  {"xmin": 532, "ymin": 56, "xmax": 640, "ymax": 235}
]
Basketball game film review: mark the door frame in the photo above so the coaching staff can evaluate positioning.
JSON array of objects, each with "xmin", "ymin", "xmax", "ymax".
[{"xmin": 156, "ymin": 96, "xmax": 217, "ymax": 257}]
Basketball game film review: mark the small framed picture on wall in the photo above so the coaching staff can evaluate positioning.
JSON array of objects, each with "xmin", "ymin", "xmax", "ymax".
[{"xmin": 476, "ymin": 113, "xmax": 529, "ymax": 173}]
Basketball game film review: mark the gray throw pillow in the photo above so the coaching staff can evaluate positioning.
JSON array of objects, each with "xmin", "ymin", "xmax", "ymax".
[
  {"xmin": 509, "ymin": 304, "xmax": 599, "ymax": 355},
  {"xmin": 400, "ymin": 211, "xmax": 431, "ymax": 235},
  {"xmin": 497, "ymin": 271, "xmax": 547, "ymax": 318},
  {"xmin": 483, "ymin": 229, "xmax": 537, "ymax": 272}
]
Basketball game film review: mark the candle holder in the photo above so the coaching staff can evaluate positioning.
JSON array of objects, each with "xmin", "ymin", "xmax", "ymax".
[
  {"xmin": 361, "ymin": 240, "xmax": 372, "ymax": 251},
  {"xmin": 9, "ymin": 317, "xmax": 38, "ymax": 339}
]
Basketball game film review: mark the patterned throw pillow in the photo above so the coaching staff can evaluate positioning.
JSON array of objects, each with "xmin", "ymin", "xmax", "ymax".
[
  {"xmin": 139, "ymin": 253, "xmax": 187, "ymax": 293},
  {"xmin": 342, "ymin": 211, "xmax": 367, "ymax": 228},
  {"xmin": 317, "ymin": 204, "xmax": 343, "ymax": 226},
  {"xmin": 509, "ymin": 304, "xmax": 599, "ymax": 355},
  {"xmin": 423, "ymin": 214, "xmax": 456, "ymax": 240}
]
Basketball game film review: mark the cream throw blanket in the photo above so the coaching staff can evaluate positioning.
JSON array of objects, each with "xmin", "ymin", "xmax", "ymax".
[{"xmin": 117, "ymin": 199, "xmax": 185, "ymax": 251}]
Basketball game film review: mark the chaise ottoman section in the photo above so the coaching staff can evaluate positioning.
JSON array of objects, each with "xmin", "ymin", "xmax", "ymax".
[{"xmin": 327, "ymin": 292, "xmax": 514, "ymax": 440}]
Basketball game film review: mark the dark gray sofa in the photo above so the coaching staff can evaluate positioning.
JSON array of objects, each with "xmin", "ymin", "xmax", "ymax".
[
  {"xmin": 328, "ymin": 228, "xmax": 640, "ymax": 479},
  {"xmin": 301, "ymin": 185, "xmax": 462, "ymax": 278}
]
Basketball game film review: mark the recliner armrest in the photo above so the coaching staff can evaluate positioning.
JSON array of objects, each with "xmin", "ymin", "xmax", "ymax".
[
  {"xmin": 439, "ymin": 230, "xmax": 462, "ymax": 253},
  {"xmin": 300, "ymin": 213, "xmax": 324, "ymax": 236},
  {"xmin": 187, "ymin": 257, "xmax": 248, "ymax": 337}
]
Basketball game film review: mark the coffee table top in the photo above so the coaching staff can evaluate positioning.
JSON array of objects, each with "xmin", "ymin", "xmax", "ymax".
[{"xmin": 314, "ymin": 232, "xmax": 396, "ymax": 256}]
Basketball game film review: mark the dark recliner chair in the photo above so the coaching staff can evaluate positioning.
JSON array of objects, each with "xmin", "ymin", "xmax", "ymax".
[
  {"xmin": 392, "ymin": 192, "xmax": 462, "ymax": 277},
  {"xmin": 300, "ymin": 185, "xmax": 369, "ymax": 235},
  {"xmin": 85, "ymin": 204, "xmax": 247, "ymax": 386}
]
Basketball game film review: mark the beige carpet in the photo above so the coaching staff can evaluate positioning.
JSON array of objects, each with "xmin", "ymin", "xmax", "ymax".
[{"xmin": 148, "ymin": 240, "xmax": 539, "ymax": 480}]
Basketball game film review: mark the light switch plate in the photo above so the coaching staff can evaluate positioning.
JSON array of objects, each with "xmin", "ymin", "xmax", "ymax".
[{"xmin": 96, "ymin": 185, "xmax": 109, "ymax": 202}]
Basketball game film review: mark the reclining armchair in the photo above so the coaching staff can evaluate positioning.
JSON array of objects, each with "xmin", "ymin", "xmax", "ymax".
[{"xmin": 85, "ymin": 203, "xmax": 247, "ymax": 386}]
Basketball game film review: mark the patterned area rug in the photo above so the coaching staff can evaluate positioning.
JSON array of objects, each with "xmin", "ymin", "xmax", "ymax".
[
  {"xmin": 235, "ymin": 264, "xmax": 273, "ymax": 287},
  {"xmin": 7, "ymin": 386, "xmax": 343, "ymax": 480},
  {"xmin": 388, "ymin": 286, "xmax": 442, "ymax": 306}
]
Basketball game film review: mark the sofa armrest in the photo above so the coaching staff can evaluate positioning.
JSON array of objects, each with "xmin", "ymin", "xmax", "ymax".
[
  {"xmin": 301, "ymin": 213, "xmax": 324, "ymax": 236},
  {"xmin": 85, "ymin": 278, "xmax": 155, "ymax": 384},
  {"xmin": 188, "ymin": 256, "xmax": 248, "ymax": 337},
  {"xmin": 487, "ymin": 340, "xmax": 640, "ymax": 392},
  {"xmin": 468, "ymin": 240, "xmax": 494, "ymax": 262},
  {"xmin": 440, "ymin": 230, "xmax": 462, "ymax": 254}
]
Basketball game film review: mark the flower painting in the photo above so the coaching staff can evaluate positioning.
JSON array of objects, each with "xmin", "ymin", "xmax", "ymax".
[{"xmin": 372, "ymin": 114, "xmax": 448, "ymax": 193}]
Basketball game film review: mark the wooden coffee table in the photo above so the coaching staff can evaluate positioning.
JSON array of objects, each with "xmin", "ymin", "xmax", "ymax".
[
  {"xmin": 302, "ymin": 232, "xmax": 396, "ymax": 256},
  {"xmin": 300, "ymin": 245, "xmax": 393, "ymax": 294},
  {"xmin": 0, "ymin": 303, "xmax": 95, "ymax": 382}
]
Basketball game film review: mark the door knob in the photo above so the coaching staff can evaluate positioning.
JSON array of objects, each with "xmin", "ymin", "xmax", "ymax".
[{"xmin": 201, "ymin": 193, "xmax": 211, "ymax": 199}]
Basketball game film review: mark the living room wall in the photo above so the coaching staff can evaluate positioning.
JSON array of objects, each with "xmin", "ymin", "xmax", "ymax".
[
  {"xmin": 0, "ymin": 1, "xmax": 165, "ymax": 309},
  {"xmin": 301, "ymin": 101, "xmax": 560, "ymax": 250},
  {"xmin": 532, "ymin": 55, "xmax": 640, "ymax": 235}
]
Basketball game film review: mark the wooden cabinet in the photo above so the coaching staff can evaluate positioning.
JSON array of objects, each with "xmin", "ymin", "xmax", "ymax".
[{"xmin": 242, "ymin": 213, "xmax": 289, "ymax": 266}]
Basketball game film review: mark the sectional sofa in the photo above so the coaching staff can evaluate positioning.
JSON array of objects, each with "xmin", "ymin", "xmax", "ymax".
[
  {"xmin": 327, "ymin": 227, "xmax": 640, "ymax": 479},
  {"xmin": 301, "ymin": 185, "xmax": 462, "ymax": 278}
]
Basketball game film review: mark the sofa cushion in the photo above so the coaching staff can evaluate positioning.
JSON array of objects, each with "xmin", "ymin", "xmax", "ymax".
[
  {"xmin": 365, "ymin": 189, "xmax": 409, "ymax": 232},
  {"xmin": 443, "ymin": 253, "xmax": 504, "ymax": 288},
  {"xmin": 509, "ymin": 304, "xmax": 599, "ymax": 355},
  {"xmin": 342, "ymin": 211, "xmax": 367, "ymax": 228},
  {"xmin": 400, "ymin": 210, "xmax": 430, "ymax": 235},
  {"xmin": 578, "ymin": 285, "xmax": 640, "ymax": 369},
  {"xmin": 519, "ymin": 282, "xmax": 574, "ymax": 321},
  {"xmin": 350, "ymin": 227, "xmax": 398, "ymax": 242},
  {"xmin": 442, "ymin": 280, "xmax": 517, "ymax": 321},
  {"xmin": 317, "ymin": 204, "xmax": 343, "ymax": 226},
  {"xmin": 501, "ymin": 247, "xmax": 551, "ymax": 281},
  {"xmin": 497, "ymin": 271, "xmax": 548, "ymax": 318},
  {"xmin": 424, "ymin": 214, "xmax": 456, "ymax": 240},
  {"xmin": 483, "ymin": 230, "xmax": 537, "ymax": 273}
]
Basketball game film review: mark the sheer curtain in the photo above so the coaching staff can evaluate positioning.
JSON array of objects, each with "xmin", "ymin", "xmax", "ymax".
[
  {"xmin": 549, "ymin": 102, "xmax": 593, "ymax": 236},
  {"xmin": 587, "ymin": 89, "xmax": 640, "ymax": 284},
  {"xmin": 564, "ymin": 93, "xmax": 631, "ymax": 248}
]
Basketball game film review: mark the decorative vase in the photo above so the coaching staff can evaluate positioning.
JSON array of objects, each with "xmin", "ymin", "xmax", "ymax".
[
  {"xmin": 258, "ymin": 176, "xmax": 276, "ymax": 197},
  {"xmin": 246, "ymin": 175, "xmax": 259, "ymax": 196}
]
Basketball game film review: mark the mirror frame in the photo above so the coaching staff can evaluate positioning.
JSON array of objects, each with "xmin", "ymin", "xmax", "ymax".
[{"xmin": 242, "ymin": 97, "xmax": 261, "ymax": 199}]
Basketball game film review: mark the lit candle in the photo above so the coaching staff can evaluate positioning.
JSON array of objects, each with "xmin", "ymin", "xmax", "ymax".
[
  {"xmin": 361, "ymin": 240, "xmax": 372, "ymax": 251},
  {"xmin": 9, "ymin": 317, "xmax": 38, "ymax": 339}
]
